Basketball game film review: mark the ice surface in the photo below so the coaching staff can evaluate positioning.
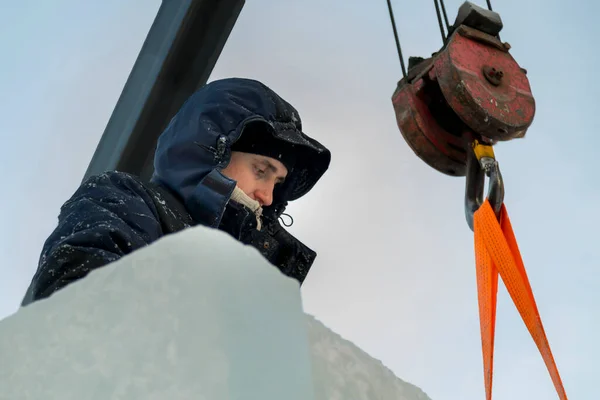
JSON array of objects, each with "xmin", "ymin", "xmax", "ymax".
[
  {"xmin": 307, "ymin": 315, "xmax": 432, "ymax": 400},
  {"xmin": 0, "ymin": 225, "xmax": 432, "ymax": 400}
]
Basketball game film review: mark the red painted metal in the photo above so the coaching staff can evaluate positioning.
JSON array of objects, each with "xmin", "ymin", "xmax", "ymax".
[
  {"xmin": 392, "ymin": 71, "xmax": 468, "ymax": 176},
  {"xmin": 436, "ymin": 26, "xmax": 535, "ymax": 141},
  {"xmin": 392, "ymin": 24, "xmax": 535, "ymax": 177}
]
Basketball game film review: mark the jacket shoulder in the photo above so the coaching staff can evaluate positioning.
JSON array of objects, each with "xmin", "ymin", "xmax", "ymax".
[{"xmin": 81, "ymin": 171, "xmax": 194, "ymax": 235}]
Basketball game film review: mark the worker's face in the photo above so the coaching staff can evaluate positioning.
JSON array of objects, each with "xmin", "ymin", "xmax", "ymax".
[{"xmin": 221, "ymin": 151, "xmax": 288, "ymax": 207}]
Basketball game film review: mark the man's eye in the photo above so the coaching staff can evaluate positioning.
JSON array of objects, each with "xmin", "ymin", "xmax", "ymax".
[{"xmin": 254, "ymin": 166, "xmax": 266, "ymax": 176}]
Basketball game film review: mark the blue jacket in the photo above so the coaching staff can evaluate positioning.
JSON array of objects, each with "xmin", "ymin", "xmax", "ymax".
[{"xmin": 22, "ymin": 78, "xmax": 330, "ymax": 305}]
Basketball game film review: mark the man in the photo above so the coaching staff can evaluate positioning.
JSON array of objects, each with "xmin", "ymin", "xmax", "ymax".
[{"xmin": 21, "ymin": 78, "xmax": 331, "ymax": 306}]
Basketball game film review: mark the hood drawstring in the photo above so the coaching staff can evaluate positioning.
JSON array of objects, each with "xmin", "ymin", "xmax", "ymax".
[
  {"xmin": 230, "ymin": 186, "xmax": 263, "ymax": 231},
  {"xmin": 279, "ymin": 212, "xmax": 294, "ymax": 227}
]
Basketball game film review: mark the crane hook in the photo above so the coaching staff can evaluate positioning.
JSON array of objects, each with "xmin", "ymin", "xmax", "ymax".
[{"xmin": 465, "ymin": 139, "xmax": 504, "ymax": 230}]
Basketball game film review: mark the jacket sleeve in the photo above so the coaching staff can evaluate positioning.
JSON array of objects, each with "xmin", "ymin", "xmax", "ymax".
[{"xmin": 23, "ymin": 172, "xmax": 164, "ymax": 305}]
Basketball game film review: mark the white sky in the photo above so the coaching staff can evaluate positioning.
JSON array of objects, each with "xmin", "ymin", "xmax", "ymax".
[{"xmin": 1, "ymin": 1, "xmax": 597, "ymax": 399}]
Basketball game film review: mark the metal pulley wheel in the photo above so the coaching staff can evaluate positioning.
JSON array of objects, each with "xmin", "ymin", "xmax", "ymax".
[{"xmin": 390, "ymin": 1, "xmax": 535, "ymax": 177}]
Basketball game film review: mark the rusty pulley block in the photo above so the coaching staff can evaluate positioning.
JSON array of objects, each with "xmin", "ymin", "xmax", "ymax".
[{"xmin": 391, "ymin": 1, "xmax": 535, "ymax": 178}]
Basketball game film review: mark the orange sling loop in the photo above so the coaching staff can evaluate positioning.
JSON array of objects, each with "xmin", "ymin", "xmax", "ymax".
[{"xmin": 473, "ymin": 199, "xmax": 568, "ymax": 400}]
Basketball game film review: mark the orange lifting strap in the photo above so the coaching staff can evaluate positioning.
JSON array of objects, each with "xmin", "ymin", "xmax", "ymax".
[{"xmin": 473, "ymin": 200, "xmax": 568, "ymax": 400}]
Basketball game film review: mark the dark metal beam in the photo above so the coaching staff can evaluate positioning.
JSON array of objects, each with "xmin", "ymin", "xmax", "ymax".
[{"xmin": 83, "ymin": 0, "xmax": 245, "ymax": 182}]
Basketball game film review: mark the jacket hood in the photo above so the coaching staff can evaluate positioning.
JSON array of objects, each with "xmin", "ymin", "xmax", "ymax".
[{"xmin": 150, "ymin": 77, "xmax": 331, "ymax": 228}]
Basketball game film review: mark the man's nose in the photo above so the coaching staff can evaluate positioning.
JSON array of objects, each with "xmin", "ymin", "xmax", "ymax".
[{"xmin": 254, "ymin": 187, "xmax": 273, "ymax": 207}]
